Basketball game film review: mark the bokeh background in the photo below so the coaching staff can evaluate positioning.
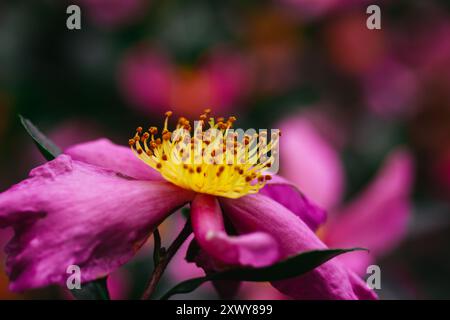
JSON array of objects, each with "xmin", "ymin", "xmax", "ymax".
[{"xmin": 0, "ymin": 0, "xmax": 449, "ymax": 299}]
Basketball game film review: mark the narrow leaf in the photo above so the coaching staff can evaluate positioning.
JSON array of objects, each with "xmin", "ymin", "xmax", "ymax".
[
  {"xmin": 19, "ymin": 115, "xmax": 61, "ymax": 160},
  {"xmin": 160, "ymin": 248, "xmax": 366, "ymax": 300}
]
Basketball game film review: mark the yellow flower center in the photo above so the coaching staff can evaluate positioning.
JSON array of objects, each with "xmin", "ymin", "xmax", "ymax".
[{"xmin": 129, "ymin": 109, "xmax": 279, "ymax": 199}]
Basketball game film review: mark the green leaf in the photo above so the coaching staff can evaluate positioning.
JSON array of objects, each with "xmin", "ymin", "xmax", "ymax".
[
  {"xmin": 160, "ymin": 248, "xmax": 366, "ymax": 300},
  {"xmin": 70, "ymin": 278, "xmax": 110, "ymax": 300},
  {"xmin": 19, "ymin": 115, "xmax": 61, "ymax": 161}
]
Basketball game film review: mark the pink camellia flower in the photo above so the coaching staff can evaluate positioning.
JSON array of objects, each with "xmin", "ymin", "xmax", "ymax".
[
  {"xmin": 118, "ymin": 47, "xmax": 252, "ymax": 118},
  {"xmin": 0, "ymin": 111, "xmax": 376, "ymax": 299},
  {"xmin": 76, "ymin": 0, "xmax": 150, "ymax": 28},
  {"xmin": 279, "ymin": 113, "xmax": 414, "ymax": 275}
]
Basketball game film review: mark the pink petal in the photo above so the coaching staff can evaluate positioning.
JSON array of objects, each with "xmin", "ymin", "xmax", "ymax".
[
  {"xmin": 324, "ymin": 149, "xmax": 414, "ymax": 274},
  {"xmin": 278, "ymin": 116, "xmax": 345, "ymax": 209},
  {"xmin": 191, "ymin": 194, "xmax": 279, "ymax": 268},
  {"xmin": 65, "ymin": 138, "xmax": 163, "ymax": 181},
  {"xmin": 261, "ymin": 175, "xmax": 327, "ymax": 231},
  {"xmin": 0, "ymin": 155, "xmax": 194, "ymax": 291},
  {"xmin": 221, "ymin": 194, "xmax": 377, "ymax": 300}
]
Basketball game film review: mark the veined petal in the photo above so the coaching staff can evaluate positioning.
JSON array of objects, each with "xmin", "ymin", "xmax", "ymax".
[
  {"xmin": 261, "ymin": 175, "xmax": 327, "ymax": 231},
  {"xmin": 191, "ymin": 194, "xmax": 279, "ymax": 268},
  {"xmin": 324, "ymin": 149, "xmax": 414, "ymax": 274},
  {"xmin": 221, "ymin": 194, "xmax": 377, "ymax": 300},
  {"xmin": 65, "ymin": 138, "xmax": 163, "ymax": 181},
  {"xmin": 0, "ymin": 155, "xmax": 194, "ymax": 291}
]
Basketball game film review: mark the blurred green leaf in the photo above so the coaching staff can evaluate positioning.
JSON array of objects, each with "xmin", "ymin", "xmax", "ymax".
[
  {"xmin": 70, "ymin": 278, "xmax": 110, "ymax": 300},
  {"xmin": 19, "ymin": 115, "xmax": 61, "ymax": 161},
  {"xmin": 160, "ymin": 248, "xmax": 366, "ymax": 300}
]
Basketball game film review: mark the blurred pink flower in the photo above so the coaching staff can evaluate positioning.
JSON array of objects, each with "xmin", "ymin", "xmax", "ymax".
[
  {"xmin": 323, "ymin": 150, "xmax": 414, "ymax": 274},
  {"xmin": 118, "ymin": 46, "xmax": 252, "ymax": 117},
  {"xmin": 278, "ymin": 113, "xmax": 414, "ymax": 274},
  {"xmin": 363, "ymin": 59, "xmax": 419, "ymax": 119},
  {"xmin": 118, "ymin": 48, "xmax": 172, "ymax": 114},
  {"xmin": 204, "ymin": 49, "xmax": 253, "ymax": 110},
  {"xmin": 76, "ymin": 0, "xmax": 149, "ymax": 28},
  {"xmin": 324, "ymin": 12, "xmax": 386, "ymax": 75}
]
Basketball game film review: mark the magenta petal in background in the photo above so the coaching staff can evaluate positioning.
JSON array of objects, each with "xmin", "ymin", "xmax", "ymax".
[
  {"xmin": 191, "ymin": 194, "xmax": 279, "ymax": 268},
  {"xmin": 0, "ymin": 155, "xmax": 194, "ymax": 291},
  {"xmin": 65, "ymin": 138, "xmax": 163, "ymax": 181},
  {"xmin": 118, "ymin": 47, "xmax": 172, "ymax": 113},
  {"xmin": 324, "ymin": 149, "xmax": 414, "ymax": 274},
  {"xmin": 279, "ymin": 116, "xmax": 345, "ymax": 209},
  {"xmin": 205, "ymin": 49, "xmax": 253, "ymax": 109},
  {"xmin": 261, "ymin": 175, "xmax": 327, "ymax": 231},
  {"xmin": 221, "ymin": 194, "xmax": 377, "ymax": 300}
]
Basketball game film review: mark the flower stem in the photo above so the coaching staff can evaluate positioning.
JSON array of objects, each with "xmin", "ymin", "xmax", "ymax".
[{"xmin": 141, "ymin": 217, "xmax": 192, "ymax": 300}]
